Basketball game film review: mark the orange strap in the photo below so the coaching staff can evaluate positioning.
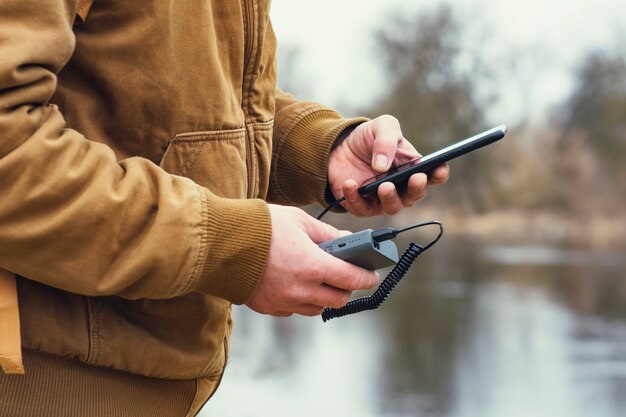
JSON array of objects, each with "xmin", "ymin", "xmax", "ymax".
[
  {"xmin": 76, "ymin": 0, "xmax": 95, "ymax": 23},
  {"xmin": 0, "ymin": 269, "xmax": 24, "ymax": 374}
]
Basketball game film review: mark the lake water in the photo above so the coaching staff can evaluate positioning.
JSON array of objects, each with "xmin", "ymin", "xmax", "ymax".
[{"xmin": 203, "ymin": 237, "xmax": 626, "ymax": 417}]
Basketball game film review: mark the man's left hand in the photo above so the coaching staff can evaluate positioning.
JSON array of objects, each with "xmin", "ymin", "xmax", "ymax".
[{"xmin": 328, "ymin": 115, "xmax": 450, "ymax": 216}]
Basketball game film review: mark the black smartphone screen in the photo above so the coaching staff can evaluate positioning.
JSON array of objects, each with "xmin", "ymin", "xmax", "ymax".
[{"xmin": 358, "ymin": 124, "xmax": 507, "ymax": 196}]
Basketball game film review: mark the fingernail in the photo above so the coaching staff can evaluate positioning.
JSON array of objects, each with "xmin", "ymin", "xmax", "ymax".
[{"xmin": 374, "ymin": 154, "xmax": 389, "ymax": 171}]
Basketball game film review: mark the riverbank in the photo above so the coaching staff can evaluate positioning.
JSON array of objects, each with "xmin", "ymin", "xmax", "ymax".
[
  {"xmin": 313, "ymin": 206, "xmax": 626, "ymax": 249},
  {"xmin": 398, "ymin": 208, "xmax": 626, "ymax": 248}
]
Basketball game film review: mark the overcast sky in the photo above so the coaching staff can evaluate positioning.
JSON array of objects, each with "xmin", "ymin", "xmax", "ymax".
[{"xmin": 270, "ymin": 0, "xmax": 626, "ymax": 126}]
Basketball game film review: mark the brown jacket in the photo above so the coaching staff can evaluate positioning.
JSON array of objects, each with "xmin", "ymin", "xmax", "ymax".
[{"xmin": 0, "ymin": 0, "xmax": 365, "ymax": 411}]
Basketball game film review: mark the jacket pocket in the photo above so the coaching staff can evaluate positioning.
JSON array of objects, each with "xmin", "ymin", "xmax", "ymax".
[
  {"xmin": 160, "ymin": 129, "xmax": 248, "ymax": 199},
  {"xmin": 91, "ymin": 293, "xmax": 231, "ymax": 379}
]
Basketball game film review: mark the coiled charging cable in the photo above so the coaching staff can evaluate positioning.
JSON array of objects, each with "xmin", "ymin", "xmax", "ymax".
[{"xmin": 317, "ymin": 197, "xmax": 443, "ymax": 322}]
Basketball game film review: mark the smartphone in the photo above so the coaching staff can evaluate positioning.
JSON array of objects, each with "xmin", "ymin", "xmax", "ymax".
[{"xmin": 358, "ymin": 124, "xmax": 508, "ymax": 196}]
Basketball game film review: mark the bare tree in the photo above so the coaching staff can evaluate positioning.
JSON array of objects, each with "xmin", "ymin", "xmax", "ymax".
[
  {"xmin": 365, "ymin": 5, "xmax": 492, "ymax": 210},
  {"xmin": 555, "ymin": 50, "xmax": 626, "ymax": 175}
]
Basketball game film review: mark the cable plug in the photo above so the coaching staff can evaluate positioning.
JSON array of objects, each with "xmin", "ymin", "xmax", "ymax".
[{"xmin": 371, "ymin": 227, "xmax": 399, "ymax": 243}]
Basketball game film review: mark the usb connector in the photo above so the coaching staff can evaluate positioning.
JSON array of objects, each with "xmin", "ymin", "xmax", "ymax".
[
  {"xmin": 371, "ymin": 221, "xmax": 443, "ymax": 250},
  {"xmin": 371, "ymin": 227, "xmax": 398, "ymax": 243}
]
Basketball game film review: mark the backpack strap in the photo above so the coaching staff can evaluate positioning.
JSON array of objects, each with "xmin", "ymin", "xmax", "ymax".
[{"xmin": 0, "ymin": 269, "xmax": 24, "ymax": 375}]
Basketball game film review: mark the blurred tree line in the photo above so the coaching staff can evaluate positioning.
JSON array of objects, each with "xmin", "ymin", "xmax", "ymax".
[
  {"xmin": 278, "ymin": 4, "xmax": 626, "ymax": 228},
  {"xmin": 363, "ymin": 5, "xmax": 488, "ymax": 210},
  {"xmin": 361, "ymin": 5, "xmax": 626, "ymax": 217}
]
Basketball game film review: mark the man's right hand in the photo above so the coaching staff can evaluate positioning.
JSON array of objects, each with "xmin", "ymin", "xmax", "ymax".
[{"xmin": 245, "ymin": 204, "xmax": 379, "ymax": 317}]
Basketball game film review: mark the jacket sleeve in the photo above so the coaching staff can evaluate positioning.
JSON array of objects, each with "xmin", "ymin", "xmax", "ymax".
[
  {"xmin": 0, "ymin": 0, "xmax": 271, "ymax": 304},
  {"xmin": 268, "ymin": 89, "xmax": 368, "ymax": 206}
]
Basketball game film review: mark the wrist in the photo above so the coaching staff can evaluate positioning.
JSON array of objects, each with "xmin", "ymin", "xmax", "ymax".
[
  {"xmin": 324, "ymin": 182, "xmax": 347, "ymax": 213},
  {"xmin": 271, "ymin": 111, "xmax": 368, "ymax": 206},
  {"xmin": 331, "ymin": 123, "xmax": 359, "ymax": 151}
]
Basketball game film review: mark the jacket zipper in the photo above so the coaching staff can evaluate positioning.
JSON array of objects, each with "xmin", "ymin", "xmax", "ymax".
[
  {"xmin": 241, "ymin": 0, "xmax": 257, "ymax": 198},
  {"xmin": 241, "ymin": 0, "xmax": 255, "ymax": 69}
]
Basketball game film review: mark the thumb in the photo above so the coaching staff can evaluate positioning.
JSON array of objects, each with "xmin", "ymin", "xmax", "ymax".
[{"xmin": 370, "ymin": 115, "xmax": 402, "ymax": 172}]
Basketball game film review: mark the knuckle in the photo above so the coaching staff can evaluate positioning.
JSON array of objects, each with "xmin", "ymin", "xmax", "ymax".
[
  {"xmin": 383, "ymin": 200, "xmax": 402, "ymax": 214},
  {"xmin": 362, "ymin": 272, "xmax": 378, "ymax": 290},
  {"xmin": 409, "ymin": 186, "xmax": 427, "ymax": 201},
  {"xmin": 286, "ymin": 284, "xmax": 306, "ymax": 305},
  {"xmin": 378, "ymin": 114, "xmax": 399, "ymax": 125},
  {"xmin": 349, "ymin": 273, "xmax": 368, "ymax": 291},
  {"xmin": 294, "ymin": 208, "xmax": 309, "ymax": 222},
  {"xmin": 310, "ymin": 261, "xmax": 328, "ymax": 282}
]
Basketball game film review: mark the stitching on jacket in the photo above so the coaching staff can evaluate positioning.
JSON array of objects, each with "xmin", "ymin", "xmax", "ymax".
[
  {"xmin": 76, "ymin": 0, "xmax": 95, "ymax": 23},
  {"xmin": 251, "ymin": 120, "xmax": 274, "ymax": 131},
  {"xmin": 245, "ymin": 0, "xmax": 261, "ymax": 123},
  {"xmin": 172, "ymin": 129, "xmax": 247, "ymax": 178},
  {"xmin": 86, "ymin": 297, "xmax": 101, "ymax": 364},
  {"xmin": 245, "ymin": 124, "xmax": 256, "ymax": 198},
  {"xmin": 199, "ymin": 317, "xmax": 231, "ymax": 379},
  {"xmin": 177, "ymin": 187, "xmax": 209, "ymax": 296},
  {"xmin": 174, "ymin": 129, "xmax": 246, "ymax": 142},
  {"xmin": 179, "ymin": 140, "xmax": 206, "ymax": 178},
  {"xmin": 247, "ymin": 120, "xmax": 273, "ymax": 198}
]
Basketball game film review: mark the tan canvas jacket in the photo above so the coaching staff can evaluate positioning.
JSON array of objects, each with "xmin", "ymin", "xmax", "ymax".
[{"xmin": 0, "ymin": 0, "xmax": 366, "ymax": 411}]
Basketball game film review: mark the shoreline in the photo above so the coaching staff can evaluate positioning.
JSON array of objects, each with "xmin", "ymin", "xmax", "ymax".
[
  {"xmin": 396, "ymin": 207, "xmax": 626, "ymax": 249},
  {"xmin": 313, "ymin": 206, "xmax": 626, "ymax": 249}
]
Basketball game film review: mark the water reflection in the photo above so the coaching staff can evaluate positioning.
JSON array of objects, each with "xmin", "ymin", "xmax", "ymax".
[{"xmin": 204, "ymin": 239, "xmax": 626, "ymax": 417}]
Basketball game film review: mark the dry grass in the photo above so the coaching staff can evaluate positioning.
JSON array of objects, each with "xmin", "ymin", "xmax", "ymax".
[{"xmin": 396, "ymin": 206, "xmax": 626, "ymax": 248}]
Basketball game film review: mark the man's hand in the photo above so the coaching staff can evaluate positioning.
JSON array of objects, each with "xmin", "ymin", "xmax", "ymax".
[
  {"xmin": 246, "ymin": 204, "xmax": 379, "ymax": 317},
  {"xmin": 328, "ymin": 115, "xmax": 450, "ymax": 216}
]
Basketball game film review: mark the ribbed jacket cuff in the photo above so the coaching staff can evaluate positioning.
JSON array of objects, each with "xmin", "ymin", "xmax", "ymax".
[
  {"xmin": 272, "ymin": 110, "xmax": 368, "ymax": 206},
  {"xmin": 194, "ymin": 189, "xmax": 271, "ymax": 305}
]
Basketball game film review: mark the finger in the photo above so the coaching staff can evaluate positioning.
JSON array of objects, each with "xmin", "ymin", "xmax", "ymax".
[
  {"xmin": 370, "ymin": 115, "xmax": 403, "ymax": 172},
  {"xmin": 293, "ymin": 305, "xmax": 325, "ymax": 317},
  {"xmin": 322, "ymin": 261, "xmax": 380, "ymax": 292},
  {"xmin": 428, "ymin": 163, "xmax": 450, "ymax": 185},
  {"xmin": 342, "ymin": 179, "xmax": 379, "ymax": 217},
  {"xmin": 400, "ymin": 173, "xmax": 428, "ymax": 207},
  {"xmin": 300, "ymin": 212, "xmax": 343, "ymax": 244},
  {"xmin": 273, "ymin": 311, "xmax": 293, "ymax": 318},
  {"xmin": 280, "ymin": 304, "xmax": 324, "ymax": 317},
  {"xmin": 306, "ymin": 284, "xmax": 352, "ymax": 309},
  {"xmin": 394, "ymin": 139, "xmax": 421, "ymax": 164},
  {"xmin": 377, "ymin": 181, "xmax": 404, "ymax": 215},
  {"xmin": 284, "ymin": 267, "xmax": 352, "ymax": 308}
]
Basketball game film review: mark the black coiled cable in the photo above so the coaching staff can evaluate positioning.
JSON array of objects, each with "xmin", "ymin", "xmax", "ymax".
[
  {"xmin": 321, "ymin": 243, "xmax": 424, "ymax": 322},
  {"xmin": 317, "ymin": 196, "xmax": 443, "ymax": 322}
]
